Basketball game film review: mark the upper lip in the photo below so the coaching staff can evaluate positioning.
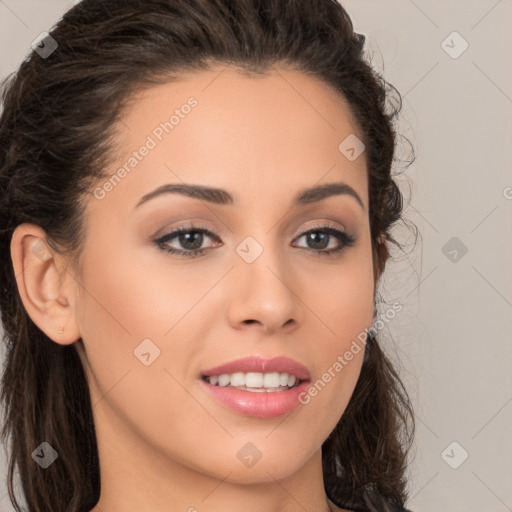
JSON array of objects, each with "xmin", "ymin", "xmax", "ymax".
[{"xmin": 201, "ymin": 356, "xmax": 311, "ymax": 381}]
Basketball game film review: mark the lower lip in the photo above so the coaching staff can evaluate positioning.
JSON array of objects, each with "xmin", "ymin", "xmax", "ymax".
[{"xmin": 199, "ymin": 379, "xmax": 310, "ymax": 418}]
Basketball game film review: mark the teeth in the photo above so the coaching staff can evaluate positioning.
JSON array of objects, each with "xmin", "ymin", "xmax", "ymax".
[
  {"xmin": 218, "ymin": 374, "xmax": 230, "ymax": 387},
  {"xmin": 205, "ymin": 371, "xmax": 301, "ymax": 389},
  {"xmin": 263, "ymin": 372, "xmax": 280, "ymax": 388},
  {"xmin": 230, "ymin": 372, "xmax": 245, "ymax": 387},
  {"xmin": 246, "ymin": 372, "xmax": 263, "ymax": 387}
]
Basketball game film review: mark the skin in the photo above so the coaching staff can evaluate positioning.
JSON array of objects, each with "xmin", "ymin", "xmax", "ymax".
[{"xmin": 11, "ymin": 65, "xmax": 385, "ymax": 512}]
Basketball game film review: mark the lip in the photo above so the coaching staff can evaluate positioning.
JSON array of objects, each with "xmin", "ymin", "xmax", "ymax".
[
  {"xmin": 201, "ymin": 355, "xmax": 311, "ymax": 381},
  {"xmin": 199, "ymin": 378, "xmax": 311, "ymax": 418},
  {"xmin": 199, "ymin": 356, "xmax": 312, "ymax": 418}
]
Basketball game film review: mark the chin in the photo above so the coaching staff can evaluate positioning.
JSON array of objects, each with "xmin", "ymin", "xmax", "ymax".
[{"xmin": 201, "ymin": 445, "xmax": 314, "ymax": 484}]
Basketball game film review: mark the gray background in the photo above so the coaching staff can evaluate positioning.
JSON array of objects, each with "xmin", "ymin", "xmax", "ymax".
[{"xmin": 1, "ymin": 1, "xmax": 511, "ymax": 511}]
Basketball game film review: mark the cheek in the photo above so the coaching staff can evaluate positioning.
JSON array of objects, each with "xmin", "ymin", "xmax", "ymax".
[
  {"xmin": 73, "ymin": 242, "xmax": 171, "ymax": 399},
  {"xmin": 74, "ymin": 238, "xmax": 216, "ymax": 401},
  {"xmin": 76, "ymin": 240, "xmax": 196, "ymax": 343},
  {"xmin": 74, "ymin": 244, "xmax": 211, "ymax": 461},
  {"xmin": 308, "ymin": 247, "xmax": 375, "ymax": 346},
  {"xmin": 296, "ymin": 251, "xmax": 374, "ymax": 433}
]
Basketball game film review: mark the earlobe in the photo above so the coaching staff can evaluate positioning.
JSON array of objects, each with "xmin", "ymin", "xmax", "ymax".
[{"xmin": 10, "ymin": 223, "xmax": 81, "ymax": 345}]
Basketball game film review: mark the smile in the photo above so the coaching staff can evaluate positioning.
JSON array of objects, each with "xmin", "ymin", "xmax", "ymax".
[
  {"xmin": 202, "ymin": 371, "xmax": 302, "ymax": 392},
  {"xmin": 200, "ymin": 356, "xmax": 311, "ymax": 418}
]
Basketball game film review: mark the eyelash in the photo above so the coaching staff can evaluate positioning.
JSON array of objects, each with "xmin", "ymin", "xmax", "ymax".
[{"xmin": 153, "ymin": 223, "xmax": 356, "ymax": 258}]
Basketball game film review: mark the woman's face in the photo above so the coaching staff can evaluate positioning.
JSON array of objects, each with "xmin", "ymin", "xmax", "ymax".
[{"xmin": 72, "ymin": 65, "xmax": 376, "ymax": 484}]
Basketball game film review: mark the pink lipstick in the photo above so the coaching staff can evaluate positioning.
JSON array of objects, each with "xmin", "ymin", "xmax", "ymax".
[{"xmin": 199, "ymin": 356, "xmax": 311, "ymax": 418}]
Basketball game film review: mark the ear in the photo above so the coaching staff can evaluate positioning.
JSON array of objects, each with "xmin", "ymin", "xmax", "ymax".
[
  {"xmin": 10, "ymin": 223, "xmax": 81, "ymax": 345},
  {"xmin": 373, "ymin": 233, "xmax": 389, "ymax": 286}
]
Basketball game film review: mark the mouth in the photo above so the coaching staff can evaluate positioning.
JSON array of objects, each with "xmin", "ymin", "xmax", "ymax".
[{"xmin": 199, "ymin": 356, "xmax": 311, "ymax": 418}]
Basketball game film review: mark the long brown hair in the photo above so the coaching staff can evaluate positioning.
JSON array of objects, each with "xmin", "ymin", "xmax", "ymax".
[{"xmin": 0, "ymin": 1, "xmax": 416, "ymax": 511}]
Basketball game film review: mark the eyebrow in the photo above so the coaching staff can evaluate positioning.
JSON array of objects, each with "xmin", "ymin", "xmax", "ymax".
[{"xmin": 134, "ymin": 182, "xmax": 365, "ymax": 210}]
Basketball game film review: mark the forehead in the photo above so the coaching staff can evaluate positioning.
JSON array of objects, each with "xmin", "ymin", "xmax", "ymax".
[{"xmin": 91, "ymin": 64, "xmax": 368, "ymax": 215}]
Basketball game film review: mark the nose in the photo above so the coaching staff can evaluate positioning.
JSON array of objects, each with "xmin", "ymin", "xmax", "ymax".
[{"xmin": 226, "ymin": 242, "xmax": 302, "ymax": 335}]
